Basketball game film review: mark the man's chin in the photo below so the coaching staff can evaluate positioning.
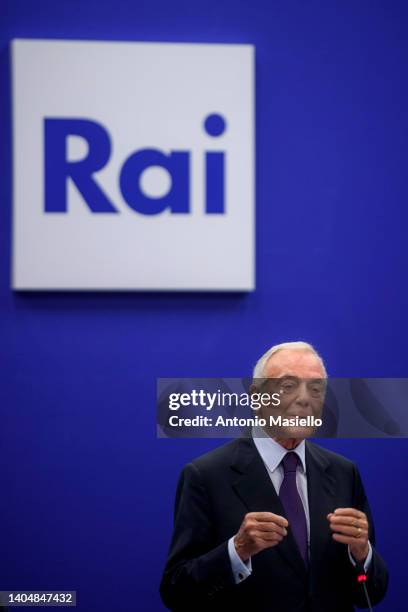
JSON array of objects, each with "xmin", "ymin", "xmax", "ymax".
[{"xmin": 270, "ymin": 425, "xmax": 316, "ymax": 439}]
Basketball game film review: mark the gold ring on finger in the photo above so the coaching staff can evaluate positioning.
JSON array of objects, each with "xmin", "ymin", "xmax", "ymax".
[{"xmin": 355, "ymin": 527, "xmax": 362, "ymax": 538}]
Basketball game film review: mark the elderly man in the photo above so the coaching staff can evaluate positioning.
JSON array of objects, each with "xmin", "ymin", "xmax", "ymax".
[{"xmin": 160, "ymin": 342, "xmax": 388, "ymax": 611}]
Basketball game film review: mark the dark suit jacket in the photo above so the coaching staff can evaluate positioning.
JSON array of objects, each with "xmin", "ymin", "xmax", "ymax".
[{"xmin": 160, "ymin": 438, "xmax": 388, "ymax": 611}]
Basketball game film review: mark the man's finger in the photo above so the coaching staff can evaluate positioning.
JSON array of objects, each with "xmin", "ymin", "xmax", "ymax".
[
  {"xmin": 330, "ymin": 524, "xmax": 368, "ymax": 537},
  {"xmin": 329, "ymin": 515, "xmax": 368, "ymax": 529},
  {"xmin": 249, "ymin": 512, "xmax": 289, "ymax": 527},
  {"xmin": 251, "ymin": 530, "xmax": 285, "ymax": 542},
  {"xmin": 333, "ymin": 508, "xmax": 365, "ymax": 519},
  {"xmin": 252, "ymin": 521, "xmax": 288, "ymax": 535},
  {"xmin": 332, "ymin": 533, "xmax": 360, "ymax": 545}
]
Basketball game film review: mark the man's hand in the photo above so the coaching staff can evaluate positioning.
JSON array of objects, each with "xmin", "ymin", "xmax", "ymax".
[
  {"xmin": 327, "ymin": 508, "xmax": 369, "ymax": 562},
  {"xmin": 234, "ymin": 512, "xmax": 288, "ymax": 562}
]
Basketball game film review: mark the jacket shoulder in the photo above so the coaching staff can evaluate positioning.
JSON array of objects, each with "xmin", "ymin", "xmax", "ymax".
[
  {"xmin": 189, "ymin": 439, "xmax": 241, "ymax": 474},
  {"xmin": 307, "ymin": 440, "xmax": 357, "ymax": 472}
]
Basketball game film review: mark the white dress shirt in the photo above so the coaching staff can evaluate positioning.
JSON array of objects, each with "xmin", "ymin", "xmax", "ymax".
[{"xmin": 228, "ymin": 429, "xmax": 372, "ymax": 583}]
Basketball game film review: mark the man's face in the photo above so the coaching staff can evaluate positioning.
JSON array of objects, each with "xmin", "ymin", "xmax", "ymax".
[{"xmin": 257, "ymin": 348, "xmax": 326, "ymax": 439}]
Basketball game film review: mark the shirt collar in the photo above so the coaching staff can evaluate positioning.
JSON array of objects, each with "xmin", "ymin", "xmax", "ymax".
[{"xmin": 252, "ymin": 426, "xmax": 307, "ymax": 474}]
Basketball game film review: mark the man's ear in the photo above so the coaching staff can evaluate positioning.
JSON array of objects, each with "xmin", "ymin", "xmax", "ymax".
[{"xmin": 249, "ymin": 383, "xmax": 257, "ymax": 395}]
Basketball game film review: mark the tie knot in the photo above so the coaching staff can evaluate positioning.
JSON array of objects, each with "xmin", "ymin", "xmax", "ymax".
[{"xmin": 282, "ymin": 452, "xmax": 300, "ymax": 473}]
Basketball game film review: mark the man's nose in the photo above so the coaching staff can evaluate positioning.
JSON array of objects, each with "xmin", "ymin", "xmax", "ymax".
[{"xmin": 295, "ymin": 381, "xmax": 311, "ymax": 406}]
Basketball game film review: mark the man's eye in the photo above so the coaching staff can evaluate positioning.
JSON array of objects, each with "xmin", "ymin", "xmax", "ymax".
[{"xmin": 310, "ymin": 384, "xmax": 323, "ymax": 394}]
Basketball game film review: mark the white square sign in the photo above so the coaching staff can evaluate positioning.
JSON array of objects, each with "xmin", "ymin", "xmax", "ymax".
[{"xmin": 12, "ymin": 39, "xmax": 255, "ymax": 290}]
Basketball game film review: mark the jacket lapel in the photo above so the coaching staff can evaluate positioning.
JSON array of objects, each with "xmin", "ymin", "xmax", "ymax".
[
  {"xmin": 305, "ymin": 441, "xmax": 337, "ymax": 570},
  {"xmin": 231, "ymin": 438, "xmax": 307, "ymax": 579}
]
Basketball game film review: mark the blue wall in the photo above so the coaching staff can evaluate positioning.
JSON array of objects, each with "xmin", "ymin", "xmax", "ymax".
[{"xmin": 1, "ymin": 1, "xmax": 407, "ymax": 610}]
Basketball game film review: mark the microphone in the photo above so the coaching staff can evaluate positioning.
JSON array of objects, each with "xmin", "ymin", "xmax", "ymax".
[{"xmin": 355, "ymin": 560, "xmax": 373, "ymax": 611}]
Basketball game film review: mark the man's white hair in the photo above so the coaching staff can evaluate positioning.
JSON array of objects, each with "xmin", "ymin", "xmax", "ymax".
[{"xmin": 253, "ymin": 341, "xmax": 327, "ymax": 378}]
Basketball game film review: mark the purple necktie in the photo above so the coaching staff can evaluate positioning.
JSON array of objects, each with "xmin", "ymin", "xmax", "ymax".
[{"xmin": 279, "ymin": 452, "xmax": 308, "ymax": 565}]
